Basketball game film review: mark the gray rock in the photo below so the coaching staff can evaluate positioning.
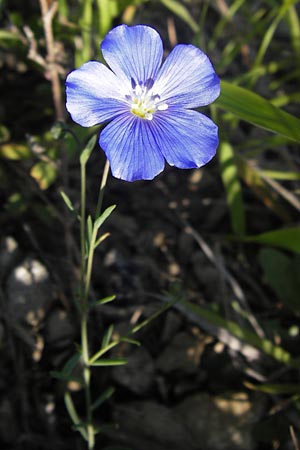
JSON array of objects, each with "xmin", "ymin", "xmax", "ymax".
[
  {"xmin": 156, "ymin": 331, "xmax": 206, "ymax": 375},
  {"xmin": 44, "ymin": 308, "xmax": 74, "ymax": 347},
  {"xmin": 175, "ymin": 392, "xmax": 263, "ymax": 450},
  {"xmin": 5, "ymin": 257, "xmax": 54, "ymax": 326},
  {"xmin": 112, "ymin": 346, "xmax": 155, "ymax": 395},
  {"xmin": 109, "ymin": 401, "xmax": 196, "ymax": 450}
]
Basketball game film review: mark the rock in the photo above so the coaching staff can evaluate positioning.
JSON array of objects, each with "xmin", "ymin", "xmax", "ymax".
[
  {"xmin": 175, "ymin": 392, "xmax": 264, "ymax": 450},
  {"xmin": 156, "ymin": 331, "xmax": 206, "ymax": 376},
  {"xmin": 43, "ymin": 308, "xmax": 75, "ymax": 367},
  {"xmin": 112, "ymin": 346, "xmax": 155, "ymax": 395},
  {"xmin": 44, "ymin": 308, "xmax": 74, "ymax": 347},
  {"xmin": 5, "ymin": 257, "xmax": 54, "ymax": 326},
  {"xmin": 108, "ymin": 401, "xmax": 196, "ymax": 450}
]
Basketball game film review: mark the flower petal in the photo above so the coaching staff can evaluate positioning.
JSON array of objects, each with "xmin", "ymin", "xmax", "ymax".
[
  {"xmin": 101, "ymin": 25, "xmax": 163, "ymax": 86},
  {"xmin": 100, "ymin": 113, "xmax": 165, "ymax": 181},
  {"xmin": 66, "ymin": 61, "xmax": 126, "ymax": 127},
  {"xmin": 151, "ymin": 109, "xmax": 218, "ymax": 168},
  {"xmin": 154, "ymin": 44, "xmax": 220, "ymax": 108}
]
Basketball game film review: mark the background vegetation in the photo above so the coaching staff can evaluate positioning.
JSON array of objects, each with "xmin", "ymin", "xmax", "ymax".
[{"xmin": 0, "ymin": 1, "xmax": 300, "ymax": 449}]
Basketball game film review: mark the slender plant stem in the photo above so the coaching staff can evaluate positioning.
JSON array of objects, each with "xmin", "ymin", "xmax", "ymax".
[
  {"xmin": 79, "ymin": 157, "xmax": 110, "ymax": 449},
  {"xmin": 80, "ymin": 155, "xmax": 94, "ymax": 448},
  {"xmin": 81, "ymin": 312, "xmax": 94, "ymax": 449},
  {"xmin": 39, "ymin": 0, "xmax": 65, "ymax": 121},
  {"xmin": 80, "ymin": 161, "xmax": 86, "ymax": 297}
]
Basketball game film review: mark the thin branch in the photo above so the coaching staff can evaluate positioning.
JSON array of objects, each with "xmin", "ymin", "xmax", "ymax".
[
  {"xmin": 23, "ymin": 25, "xmax": 46, "ymax": 68},
  {"xmin": 39, "ymin": 0, "xmax": 65, "ymax": 121}
]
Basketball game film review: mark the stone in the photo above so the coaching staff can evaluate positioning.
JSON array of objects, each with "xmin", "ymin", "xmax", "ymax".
[
  {"xmin": 5, "ymin": 257, "xmax": 54, "ymax": 326},
  {"xmin": 175, "ymin": 392, "xmax": 263, "ymax": 450},
  {"xmin": 109, "ymin": 401, "xmax": 196, "ymax": 450},
  {"xmin": 156, "ymin": 331, "xmax": 206, "ymax": 376},
  {"xmin": 44, "ymin": 308, "xmax": 74, "ymax": 347},
  {"xmin": 112, "ymin": 346, "xmax": 155, "ymax": 395}
]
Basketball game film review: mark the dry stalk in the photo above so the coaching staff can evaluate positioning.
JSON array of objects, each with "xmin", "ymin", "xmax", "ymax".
[{"xmin": 39, "ymin": 0, "xmax": 65, "ymax": 121}]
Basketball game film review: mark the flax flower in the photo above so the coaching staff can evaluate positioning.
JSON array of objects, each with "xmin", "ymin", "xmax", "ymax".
[{"xmin": 66, "ymin": 25, "xmax": 220, "ymax": 181}]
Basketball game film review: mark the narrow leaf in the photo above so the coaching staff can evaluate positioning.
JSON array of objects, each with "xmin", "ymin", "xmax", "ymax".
[
  {"xmin": 120, "ymin": 337, "xmax": 141, "ymax": 346},
  {"xmin": 216, "ymin": 80, "xmax": 300, "ymax": 143},
  {"xmin": 76, "ymin": 0, "xmax": 93, "ymax": 66},
  {"xmin": 245, "ymin": 227, "xmax": 300, "ymax": 253},
  {"xmin": 94, "ymin": 204, "xmax": 116, "ymax": 230},
  {"xmin": 96, "ymin": 0, "xmax": 115, "ymax": 37},
  {"xmin": 86, "ymin": 215, "xmax": 93, "ymax": 247},
  {"xmin": 92, "ymin": 295, "xmax": 116, "ymax": 307},
  {"xmin": 91, "ymin": 386, "xmax": 115, "ymax": 411},
  {"xmin": 90, "ymin": 358, "xmax": 128, "ymax": 367},
  {"xmin": 102, "ymin": 324, "xmax": 114, "ymax": 349},
  {"xmin": 61, "ymin": 353, "xmax": 81, "ymax": 376},
  {"xmin": 179, "ymin": 299, "xmax": 297, "ymax": 367},
  {"xmin": 219, "ymin": 140, "xmax": 245, "ymax": 235},
  {"xmin": 253, "ymin": 2, "xmax": 287, "ymax": 69},
  {"xmin": 89, "ymin": 299, "xmax": 176, "ymax": 364},
  {"xmin": 160, "ymin": 0, "xmax": 199, "ymax": 33},
  {"xmin": 94, "ymin": 232, "xmax": 110, "ymax": 249},
  {"xmin": 287, "ymin": 4, "xmax": 300, "ymax": 58},
  {"xmin": 80, "ymin": 134, "xmax": 97, "ymax": 165},
  {"xmin": 60, "ymin": 190, "xmax": 75, "ymax": 212},
  {"xmin": 64, "ymin": 392, "xmax": 88, "ymax": 440},
  {"xmin": 258, "ymin": 170, "xmax": 300, "ymax": 181},
  {"xmin": 50, "ymin": 371, "xmax": 82, "ymax": 384}
]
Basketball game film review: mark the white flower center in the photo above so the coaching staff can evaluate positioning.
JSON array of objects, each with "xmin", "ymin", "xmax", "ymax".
[{"xmin": 127, "ymin": 78, "xmax": 168, "ymax": 120}]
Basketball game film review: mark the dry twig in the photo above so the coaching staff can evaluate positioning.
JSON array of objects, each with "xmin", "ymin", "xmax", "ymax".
[{"xmin": 39, "ymin": 0, "xmax": 65, "ymax": 121}]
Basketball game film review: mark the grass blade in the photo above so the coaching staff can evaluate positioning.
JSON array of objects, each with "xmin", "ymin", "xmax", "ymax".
[
  {"xmin": 160, "ymin": 0, "xmax": 199, "ymax": 33},
  {"xmin": 179, "ymin": 298, "xmax": 297, "ymax": 367},
  {"xmin": 218, "ymin": 140, "xmax": 245, "ymax": 235},
  {"xmin": 245, "ymin": 227, "xmax": 300, "ymax": 254},
  {"xmin": 216, "ymin": 80, "xmax": 300, "ymax": 143}
]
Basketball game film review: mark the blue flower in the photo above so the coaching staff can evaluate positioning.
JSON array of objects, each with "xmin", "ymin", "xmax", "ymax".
[{"xmin": 66, "ymin": 24, "xmax": 220, "ymax": 182}]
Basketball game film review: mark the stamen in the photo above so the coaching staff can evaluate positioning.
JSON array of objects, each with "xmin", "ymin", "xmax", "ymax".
[
  {"xmin": 131, "ymin": 77, "xmax": 137, "ymax": 89},
  {"xmin": 144, "ymin": 78, "xmax": 154, "ymax": 90},
  {"xmin": 128, "ymin": 78, "xmax": 168, "ymax": 120}
]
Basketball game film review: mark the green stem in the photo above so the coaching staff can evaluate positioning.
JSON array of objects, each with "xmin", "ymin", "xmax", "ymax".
[
  {"xmin": 81, "ymin": 310, "xmax": 94, "ymax": 449},
  {"xmin": 79, "ymin": 157, "xmax": 110, "ymax": 449},
  {"xmin": 80, "ymin": 156, "xmax": 94, "ymax": 448},
  {"xmin": 80, "ymin": 160, "xmax": 86, "ymax": 298}
]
